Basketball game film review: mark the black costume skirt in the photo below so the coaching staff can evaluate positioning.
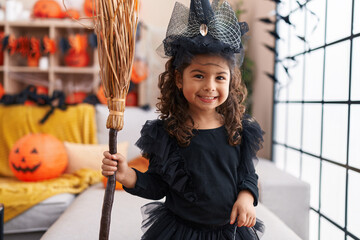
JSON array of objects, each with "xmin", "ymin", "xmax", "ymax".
[{"xmin": 140, "ymin": 202, "xmax": 265, "ymax": 240}]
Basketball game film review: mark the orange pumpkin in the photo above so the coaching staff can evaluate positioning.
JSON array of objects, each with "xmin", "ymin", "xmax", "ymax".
[
  {"xmin": 64, "ymin": 49, "xmax": 90, "ymax": 67},
  {"xmin": 65, "ymin": 92, "xmax": 88, "ymax": 104},
  {"xmin": 131, "ymin": 59, "xmax": 148, "ymax": 84},
  {"xmin": 84, "ymin": 0, "xmax": 96, "ymax": 18},
  {"xmin": 96, "ymin": 85, "xmax": 107, "ymax": 105},
  {"xmin": 27, "ymin": 54, "xmax": 40, "ymax": 67},
  {"xmin": 33, "ymin": 0, "xmax": 65, "ymax": 19},
  {"xmin": 25, "ymin": 85, "xmax": 48, "ymax": 106},
  {"xmin": 65, "ymin": 9, "xmax": 80, "ymax": 20},
  {"xmin": 9, "ymin": 133, "xmax": 68, "ymax": 182},
  {"xmin": 0, "ymin": 82, "xmax": 4, "ymax": 99},
  {"xmin": 102, "ymin": 156, "xmax": 149, "ymax": 190},
  {"xmin": 126, "ymin": 91, "xmax": 138, "ymax": 106}
]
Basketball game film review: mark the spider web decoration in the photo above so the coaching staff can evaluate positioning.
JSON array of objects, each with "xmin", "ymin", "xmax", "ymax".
[{"xmin": 260, "ymin": 0, "xmax": 320, "ymax": 99}]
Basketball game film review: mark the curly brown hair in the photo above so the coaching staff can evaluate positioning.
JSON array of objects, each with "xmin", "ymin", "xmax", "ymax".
[{"xmin": 156, "ymin": 54, "xmax": 248, "ymax": 147}]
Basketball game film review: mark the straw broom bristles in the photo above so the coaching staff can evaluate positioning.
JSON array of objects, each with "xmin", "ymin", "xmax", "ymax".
[{"xmin": 95, "ymin": 0, "xmax": 139, "ymax": 131}]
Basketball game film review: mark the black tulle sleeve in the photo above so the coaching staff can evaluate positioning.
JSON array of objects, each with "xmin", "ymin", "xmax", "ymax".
[
  {"xmin": 123, "ymin": 168, "xmax": 169, "ymax": 200},
  {"xmin": 123, "ymin": 120, "xmax": 170, "ymax": 200},
  {"xmin": 237, "ymin": 114, "xmax": 265, "ymax": 206},
  {"xmin": 124, "ymin": 119, "xmax": 196, "ymax": 202}
]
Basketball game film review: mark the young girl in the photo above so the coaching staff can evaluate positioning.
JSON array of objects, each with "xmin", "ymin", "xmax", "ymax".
[{"xmin": 102, "ymin": 0, "xmax": 265, "ymax": 239}]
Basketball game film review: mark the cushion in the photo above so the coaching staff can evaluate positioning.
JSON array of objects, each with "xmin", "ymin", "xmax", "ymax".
[
  {"xmin": 64, "ymin": 142, "xmax": 129, "ymax": 173},
  {"xmin": 41, "ymin": 184, "xmax": 301, "ymax": 240},
  {"xmin": 0, "ymin": 104, "xmax": 97, "ymax": 177},
  {"xmin": 4, "ymin": 193, "xmax": 76, "ymax": 234}
]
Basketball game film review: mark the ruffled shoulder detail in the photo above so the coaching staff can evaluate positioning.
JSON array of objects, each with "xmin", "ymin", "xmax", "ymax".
[
  {"xmin": 135, "ymin": 119, "xmax": 197, "ymax": 202},
  {"xmin": 240, "ymin": 114, "xmax": 265, "ymax": 169}
]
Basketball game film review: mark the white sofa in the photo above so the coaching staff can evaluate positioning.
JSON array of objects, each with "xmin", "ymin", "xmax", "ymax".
[{"xmin": 4, "ymin": 106, "xmax": 310, "ymax": 240}]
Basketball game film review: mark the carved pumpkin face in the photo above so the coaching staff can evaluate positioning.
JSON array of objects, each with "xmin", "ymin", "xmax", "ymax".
[
  {"xmin": 9, "ymin": 133, "xmax": 68, "ymax": 182},
  {"xmin": 33, "ymin": 0, "xmax": 64, "ymax": 19},
  {"xmin": 64, "ymin": 50, "xmax": 90, "ymax": 67}
]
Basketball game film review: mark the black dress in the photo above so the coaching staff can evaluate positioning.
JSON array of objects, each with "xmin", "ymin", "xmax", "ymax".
[{"xmin": 124, "ymin": 115, "xmax": 265, "ymax": 240}]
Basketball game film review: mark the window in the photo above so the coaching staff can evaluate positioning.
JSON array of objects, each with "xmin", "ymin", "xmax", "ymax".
[{"xmin": 272, "ymin": 0, "xmax": 360, "ymax": 239}]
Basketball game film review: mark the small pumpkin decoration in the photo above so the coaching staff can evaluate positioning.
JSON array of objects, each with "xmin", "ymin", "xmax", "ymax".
[
  {"xmin": 96, "ymin": 85, "xmax": 107, "ymax": 105},
  {"xmin": 25, "ymin": 85, "xmax": 48, "ymax": 106},
  {"xmin": 0, "ymin": 82, "xmax": 4, "ymax": 99},
  {"xmin": 33, "ymin": 0, "xmax": 65, "ymax": 19},
  {"xmin": 65, "ymin": 9, "xmax": 80, "ymax": 20},
  {"xmin": 102, "ymin": 156, "xmax": 148, "ymax": 190},
  {"xmin": 84, "ymin": 0, "xmax": 96, "ymax": 18},
  {"xmin": 27, "ymin": 54, "xmax": 40, "ymax": 67},
  {"xmin": 65, "ymin": 91, "xmax": 88, "ymax": 104},
  {"xmin": 131, "ymin": 59, "xmax": 148, "ymax": 84},
  {"xmin": 9, "ymin": 133, "xmax": 68, "ymax": 182},
  {"xmin": 64, "ymin": 49, "xmax": 90, "ymax": 67},
  {"xmin": 126, "ymin": 91, "xmax": 138, "ymax": 106}
]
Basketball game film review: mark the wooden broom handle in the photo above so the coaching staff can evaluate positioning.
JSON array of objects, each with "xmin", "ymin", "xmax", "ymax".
[{"xmin": 99, "ymin": 128, "xmax": 118, "ymax": 240}]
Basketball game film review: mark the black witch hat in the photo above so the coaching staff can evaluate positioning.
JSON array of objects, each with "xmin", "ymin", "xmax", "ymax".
[{"xmin": 159, "ymin": 0, "xmax": 249, "ymax": 68}]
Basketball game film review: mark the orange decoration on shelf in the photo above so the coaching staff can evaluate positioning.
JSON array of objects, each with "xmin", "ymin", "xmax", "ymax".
[
  {"xmin": 64, "ymin": 49, "xmax": 90, "ymax": 67},
  {"xmin": 65, "ymin": 92, "xmax": 88, "ymax": 104},
  {"xmin": 126, "ymin": 91, "xmax": 138, "ymax": 106},
  {"xmin": 43, "ymin": 36, "xmax": 57, "ymax": 54},
  {"xmin": 96, "ymin": 85, "xmax": 107, "ymax": 105},
  {"xmin": 131, "ymin": 59, "xmax": 148, "ymax": 84},
  {"xmin": 65, "ymin": 9, "xmax": 80, "ymax": 20},
  {"xmin": 27, "ymin": 54, "xmax": 40, "ymax": 67},
  {"xmin": 33, "ymin": 0, "xmax": 65, "ymax": 19},
  {"xmin": 0, "ymin": 50, "xmax": 3, "ymax": 66},
  {"xmin": 68, "ymin": 34, "xmax": 88, "ymax": 54},
  {"xmin": 30, "ymin": 37, "xmax": 41, "ymax": 59},
  {"xmin": 9, "ymin": 133, "xmax": 68, "ymax": 182},
  {"xmin": 18, "ymin": 37, "xmax": 30, "ymax": 57},
  {"xmin": 84, "ymin": 0, "xmax": 96, "ymax": 18},
  {"xmin": 0, "ymin": 83, "xmax": 4, "ymax": 99},
  {"xmin": 8, "ymin": 35, "xmax": 17, "ymax": 55}
]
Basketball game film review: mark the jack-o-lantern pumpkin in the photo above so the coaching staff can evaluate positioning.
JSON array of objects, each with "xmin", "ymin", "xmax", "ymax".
[
  {"xmin": 9, "ymin": 133, "xmax": 68, "ymax": 182},
  {"xmin": 33, "ymin": 0, "xmax": 65, "ymax": 19},
  {"xmin": 64, "ymin": 49, "xmax": 90, "ymax": 67}
]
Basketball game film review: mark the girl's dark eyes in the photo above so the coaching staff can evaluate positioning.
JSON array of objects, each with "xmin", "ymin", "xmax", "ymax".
[{"xmin": 193, "ymin": 75, "xmax": 227, "ymax": 80}]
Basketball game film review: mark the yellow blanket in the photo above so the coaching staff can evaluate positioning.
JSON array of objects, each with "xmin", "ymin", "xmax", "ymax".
[
  {"xmin": 0, "ymin": 104, "xmax": 97, "ymax": 177},
  {"xmin": 0, "ymin": 168, "xmax": 102, "ymax": 222}
]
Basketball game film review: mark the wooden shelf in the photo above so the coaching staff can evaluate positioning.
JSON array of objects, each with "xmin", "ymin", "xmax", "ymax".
[
  {"xmin": 53, "ymin": 66, "xmax": 96, "ymax": 74},
  {"xmin": 4, "ymin": 19, "xmax": 95, "ymax": 28},
  {"xmin": 8, "ymin": 66, "xmax": 49, "ymax": 73},
  {"xmin": 1, "ymin": 18, "xmax": 99, "ymax": 95}
]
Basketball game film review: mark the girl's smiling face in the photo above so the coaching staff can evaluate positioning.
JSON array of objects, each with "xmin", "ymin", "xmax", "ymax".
[{"xmin": 176, "ymin": 54, "xmax": 231, "ymax": 115}]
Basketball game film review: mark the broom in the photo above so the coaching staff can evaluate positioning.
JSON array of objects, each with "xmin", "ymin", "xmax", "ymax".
[{"xmin": 94, "ymin": 0, "xmax": 139, "ymax": 239}]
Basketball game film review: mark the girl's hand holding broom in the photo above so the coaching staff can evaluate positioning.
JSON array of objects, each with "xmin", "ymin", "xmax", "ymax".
[{"xmin": 102, "ymin": 151, "xmax": 137, "ymax": 189}]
